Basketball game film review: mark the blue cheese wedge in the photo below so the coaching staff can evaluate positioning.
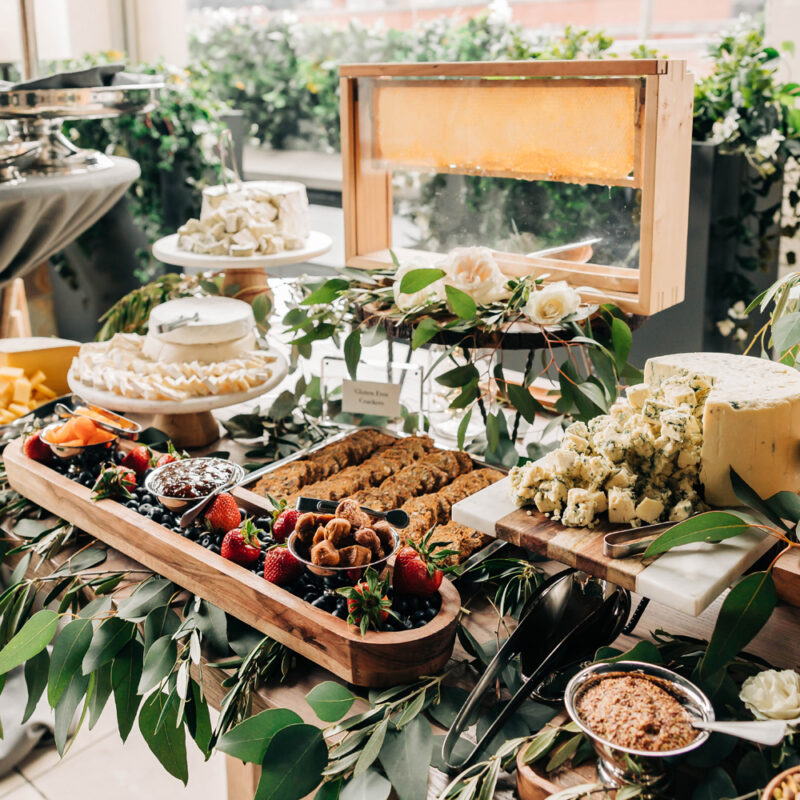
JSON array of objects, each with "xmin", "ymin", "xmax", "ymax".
[{"xmin": 511, "ymin": 352, "xmax": 800, "ymax": 528}]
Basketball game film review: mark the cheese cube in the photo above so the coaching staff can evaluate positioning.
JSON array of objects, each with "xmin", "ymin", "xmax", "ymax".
[
  {"xmin": 669, "ymin": 499, "xmax": 693, "ymax": 521},
  {"xmin": 635, "ymin": 497, "xmax": 664, "ymax": 524},
  {"xmin": 28, "ymin": 370, "xmax": 47, "ymax": 388},
  {"xmin": 12, "ymin": 377, "xmax": 31, "ymax": 405},
  {"xmin": 0, "ymin": 379, "xmax": 11, "ymax": 406},
  {"xmin": 626, "ymin": 383, "xmax": 650, "ymax": 409},
  {"xmin": 0, "ymin": 366, "xmax": 24, "ymax": 380},
  {"xmin": 8, "ymin": 402, "xmax": 29, "ymax": 416},
  {"xmin": 34, "ymin": 383, "xmax": 57, "ymax": 399},
  {"xmin": 608, "ymin": 488, "xmax": 635, "ymax": 524}
]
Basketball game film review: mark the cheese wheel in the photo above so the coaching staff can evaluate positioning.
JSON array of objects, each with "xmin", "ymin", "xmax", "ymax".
[
  {"xmin": 147, "ymin": 297, "xmax": 254, "ymax": 345},
  {"xmin": 142, "ymin": 331, "xmax": 257, "ymax": 364},
  {"xmin": 644, "ymin": 352, "xmax": 800, "ymax": 506}
]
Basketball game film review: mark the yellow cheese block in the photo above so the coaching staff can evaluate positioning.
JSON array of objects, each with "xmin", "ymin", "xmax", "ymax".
[{"xmin": 0, "ymin": 337, "xmax": 80, "ymax": 395}]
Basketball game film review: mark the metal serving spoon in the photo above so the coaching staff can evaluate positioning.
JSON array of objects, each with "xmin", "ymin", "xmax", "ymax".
[
  {"xmin": 689, "ymin": 717, "xmax": 787, "ymax": 746},
  {"xmin": 295, "ymin": 497, "xmax": 410, "ymax": 529}
]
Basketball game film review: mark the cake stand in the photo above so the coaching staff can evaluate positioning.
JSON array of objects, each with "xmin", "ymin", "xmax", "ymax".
[
  {"xmin": 66, "ymin": 347, "xmax": 288, "ymax": 448},
  {"xmin": 152, "ymin": 231, "xmax": 333, "ymax": 304}
]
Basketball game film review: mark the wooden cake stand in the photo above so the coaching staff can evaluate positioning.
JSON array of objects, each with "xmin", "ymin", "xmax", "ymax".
[
  {"xmin": 66, "ymin": 347, "xmax": 288, "ymax": 448},
  {"xmin": 152, "ymin": 231, "xmax": 333, "ymax": 304}
]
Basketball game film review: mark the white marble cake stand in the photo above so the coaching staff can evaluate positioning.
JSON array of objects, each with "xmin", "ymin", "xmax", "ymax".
[
  {"xmin": 67, "ymin": 348, "xmax": 288, "ymax": 448},
  {"xmin": 152, "ymin": 231, "xmax": 333, "ymax": 304}
]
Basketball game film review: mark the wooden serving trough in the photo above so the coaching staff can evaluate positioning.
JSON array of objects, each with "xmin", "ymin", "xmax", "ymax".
[{"xmin": 3, "ymin": 438, "xmax": 460, "ymax": 687}]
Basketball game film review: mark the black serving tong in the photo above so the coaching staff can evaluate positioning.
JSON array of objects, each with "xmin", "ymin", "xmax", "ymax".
[
  {"xmin": 441, "ymin": 569, "xmax": 631, "ymax": 772},
  {"xmin": 295, "ymin": 496, "xmax": 410, "ymax": 529}
]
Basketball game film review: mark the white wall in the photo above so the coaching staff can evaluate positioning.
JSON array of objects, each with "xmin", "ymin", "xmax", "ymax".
[{"xmin": 0, "ymin": 0, "xmax": 188, "ymax": 70}]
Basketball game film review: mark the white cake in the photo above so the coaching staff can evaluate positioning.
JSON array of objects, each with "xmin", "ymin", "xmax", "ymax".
[
  {"xmin": 177, "ymin": 180, "xmax": 309, "ymax": 257},
  {"xmin": 510, "ymin": 352, "xmax": 800, "ymax": 527}
]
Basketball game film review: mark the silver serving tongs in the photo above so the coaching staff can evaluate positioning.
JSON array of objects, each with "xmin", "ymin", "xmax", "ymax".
[
  {"xmin": 603, "ymin": 514, "xmax": 702, "ymax": 559},
  {"xmin": 55, "ymin": 398, "xmax": 142, "ymax": 440},
  {"xmin": 441, "ymin": 569, "xmax": 631, "ymax": 772}
]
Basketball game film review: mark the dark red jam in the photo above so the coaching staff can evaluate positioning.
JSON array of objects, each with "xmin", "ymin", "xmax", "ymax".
[{"xmin": 151, "ymin": 458, "xmax": 238, "ymax": 498}]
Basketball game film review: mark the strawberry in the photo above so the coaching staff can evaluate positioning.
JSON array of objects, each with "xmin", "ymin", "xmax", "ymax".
[
  {"xmin": 338, "ymin": 568, "xmax": 394, "ymax": 636},
  {"xmin": 92, "ymin": 465, "xmax": 136, "ymax": 502},
  {"xmin": 221, "ymin": 519, "xmax": 262, "ymax": 566},
  {"xmin": 263, "ymin": 545, "xmax": 303, "ymax": 585},
  {"xmin": 204, "ymin": 492, "xmax": 241, "ymax": 533},
  {"xmin": 155, "ymin": 441, "xmax": 188, "ymax": 469},
  {"xmin": 272, "ymin": 509, "xmax": 301, "ymax": 543},
  {"xmin": 121, "ymin": 445, "xmax": 152, "ymax": 477},
  {"xmin": 392, "ymin": 528, "xmax": 458, "ymax": 598},
  {"xmin": 22, "ymin": 431, "xmax": 53, "ymax": 463}
]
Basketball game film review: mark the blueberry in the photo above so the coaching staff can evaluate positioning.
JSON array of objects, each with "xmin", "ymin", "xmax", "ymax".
[
  {"xmin": 303, "ymin": 592, "xmax": 318, "ymax": 603},
  {"xmin": 209, "ymin": 544, "xmax": 221, "ymax": 554},
  {"xmin": 400, "ymin": 618, "xmax": 413, "ymax": 630},
  {"xmin": 408, "ymin": 597, "xmax": 421, "ymax": 612},
  {"xmin": 142, "ymin": 493, "xmax": 157, "ymax": 505},
  {"xmin": 411, "ymin": 610, "xmax": 427, "ymax": 626},
  {"xmin": 125, "ymin": 500, "xmax": 138, "ymax": 509},
  {"xmin": 199, "ymin": 534, "xmax": 212, "ymax": 548},
  {"xmin": 333, "ymin": 606, "xmax": 348, "ymax": 620},
  {"xmin": 311, "ymin": 595, "xmax": 333, "ymax": 610},
  {"xmin": 138, "ymin": 503, "xmax": 153, "ymax": 516},
  {"xmin": 151, "ymin": 509, "xmax": 164, "ymax": 524},
  {"xmin": 395, "ymin": 597, "xmax": 410, "ymax": 614}
]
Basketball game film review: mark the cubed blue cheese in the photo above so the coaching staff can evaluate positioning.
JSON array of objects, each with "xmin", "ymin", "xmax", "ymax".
[
  {"xmin": 635, "ymin": 496, "xmax": 664, "ymax": 523},
  {"xmin": 608, "ymin": 488, "xmax": 636, "ymax": 523}
]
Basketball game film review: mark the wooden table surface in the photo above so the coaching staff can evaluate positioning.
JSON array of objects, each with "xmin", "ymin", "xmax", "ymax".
[{"xmin": 4, "ymin": 418, "xmax": 800, "ymax": 800}]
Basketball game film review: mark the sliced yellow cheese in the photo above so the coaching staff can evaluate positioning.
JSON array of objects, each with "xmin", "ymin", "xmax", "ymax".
[
  {"xmin": 0, "ymin": 337, "xmax": 80, "ymax": 395},
  {"xmin": 0, "ymin": 409, "xmax": 15, "ymax": 423},
  {"xmin": 8, "ymin": 402, "xmax": 30, "ymax": 416},
  {"xmin": 0, "ymin": 379, "xmax": 11, "ymax": 406},
  {"xmin": 33, "ymin": 383, "xmax": 56, "ymax": 399}
]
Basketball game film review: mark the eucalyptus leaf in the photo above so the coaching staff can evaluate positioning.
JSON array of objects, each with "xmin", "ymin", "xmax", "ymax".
[
  {"xmin": 378, "ymin": 715, "xmax": 432, "ymax": 800},
  {"xmin": 315, "ymin": 779, "xmax": 343, "ymax": 800},
  {"xmin": 0, "ymin": 610, "xmax": 59, "ymax": 676},
  {"xmin": 82, "ymin": 617, "xmax": 135, "ymax": 674},
  {"xmin": 144, "ymin": 605, "xmax": 181, "ymax": 654},
  {"xmin": 765, "ymin": 490, "xmax": 800, "ymax": 523},
  {"xmin": 354, "ymin": 716, "xmax": 390, "ymax": 776},
  {"xmin": 644, "ymin": 512, "xmax": 749, "ymax": 558},
  {"xmin": 436, "ymin": 364, "xmax": 479, "ymax": 389},
  {"xmin": 12, "ymin": 518, "xmax": 56, "ymax": 539},
  {"xmin": 730, "ymin": 468, "xmax": 790, "ymax": 531},
  {"xmin": 54, "ymin": 670, "xmax": 90, "ymax": 755},
  {"xmin": 52, "ymin": 546, "xmax": 107, "ymax": 575},
  {"xmin": 116, "ymin": 577, "xmax": 175, "ymax": 621},
  {"xmin": 139, "ymin": 691, "xmax": 189, "ymax": 784},
  {"xmin": 185, "ymin": 679, "xmax": 213, "ymax": 757},
  {"xmin": 306, "ymin": 681, "xmax": 356, "ymax": 722},
  {"xmin": 190, "ymin": 600, "xmax": 228, "ymax": 654},
  {"xmin": 611, "ymin": 317, "xmax": 632, "ymax": 368},
  {"xmin": 506, "ymin": 382, "xmax": 542, "ymax": 424},
  {"xmin": 445, "ymin": 285, "xmax": 477, "ymax": 319},
  {"xmin": 771, "ymin": 310, "xmax": 800, "ymax": 353},
  {"xmin": 22, "ymin": 648, "xmax": 49, "ymax": 724},
  {"xmin": 598, "ymin": 640, "xmax": 663, "ymax": 665},
  {"xmin": 48, "ymin": 617, "xmax": 94, "ymax": 706},
  {"xmin": 112, "ymin": 639, "xmax": 144, "ymax": 742},
  {"xmin": 217, "ymin": 708, "xmax": 303, "ymax": 763},
  {"xmin": 339, "ymin": 768, "xmax": 391, "ymax": 800},
  {"xmin": 411, "ymin": 318, "xmax": 440, "ymax": 349},
  {"xmin": 343, "ymin": 329, "xmax": 362, "ymax": 381},
  {"xmin": 456, "ymin": 409, "xmax": 472, "ymax": 451},
  {"xmin": 545, "ymin": 733, "xmax": 583, "ymax": 772},
  {"xmin": 398, "ymin": 268, "xmax": 445, "ymax": 295},
  {"xmin": 698, "ymin": 570, "xmax": 776, "ymax": 680},
  {"xmin": 256, "ymin": 723, "xmax": 328, "ymax": 800},
  {"xmin": 301, "ymin": 278, "xmax": 349, "ymax": 306},
  {"xmin": 88, "ymin": 661, "xmax": 114, "ymax": 730},
  {"xmin": 138, "ymin": 634, "xmax": 178, "ymax": 693}
]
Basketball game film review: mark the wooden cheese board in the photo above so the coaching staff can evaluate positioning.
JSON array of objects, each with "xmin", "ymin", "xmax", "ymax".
[
  {"xmin": 2, "ymin": 437, "xmax": 460, "ymax": 687},
  {"xmin": 452, "ymin": 476, "xmax": 775, "ymax": 616}
]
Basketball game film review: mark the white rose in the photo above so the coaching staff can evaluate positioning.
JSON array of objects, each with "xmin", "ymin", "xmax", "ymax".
[
  {"xmin": 755, "ymin": 129, "xmax": 785, "ymax": 162},
  {"xmin": 525, "ymin": 281, "xmax": 581, "ymax": 326},
  {"xmin": 439, "ymin": 246, "xmax": 510, "ymax": 306},
  {"xmin": 393, "ymin": 261, "xmax": 444, "ymax": 312},
  {"xmin": 740, "ymin": 669, "xmax": 800, "ymax": 722}
]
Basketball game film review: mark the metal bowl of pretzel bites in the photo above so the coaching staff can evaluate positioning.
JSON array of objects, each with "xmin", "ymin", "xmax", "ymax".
[{"xmin": 287, "ymin": 498, "xmax": 399, "ymax": 580}]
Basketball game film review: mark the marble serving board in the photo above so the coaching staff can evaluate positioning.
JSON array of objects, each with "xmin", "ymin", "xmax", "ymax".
[{"xmin": 451, "ymin": 476, "xmax": 774, "ymax": 616}]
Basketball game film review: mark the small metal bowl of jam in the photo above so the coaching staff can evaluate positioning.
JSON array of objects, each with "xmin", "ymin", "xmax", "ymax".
[{"xmin": 144, "ymin": 457, "xmax": 244, "ymax": 511}]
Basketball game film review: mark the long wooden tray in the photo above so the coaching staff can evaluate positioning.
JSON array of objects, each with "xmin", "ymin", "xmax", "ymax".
[{"xmin": 3, "ymin": 438, "xmax": 460, "ymax": 687}]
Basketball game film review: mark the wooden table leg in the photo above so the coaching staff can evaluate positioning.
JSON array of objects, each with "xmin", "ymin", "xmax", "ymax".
[
  {"xmin": 225, "ymin": 756, "xmax": 261, "ymax": 800},
  {"xmin": 150, "ymin": 410, "xmax": 221, "ymax": 449},
  {"xmin": 221, "ymin": 267, "xmax": 273, "ymax": 308}
]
